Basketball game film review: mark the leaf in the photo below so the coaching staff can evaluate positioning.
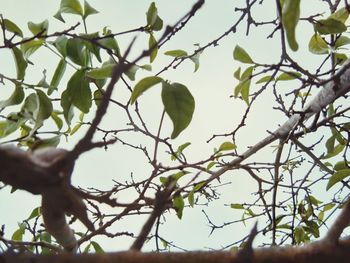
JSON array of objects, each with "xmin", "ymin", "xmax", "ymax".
[
  {"xmin": 66, "ymin": 70, "xmax": 92, "ymax": 113},
  {"xmin": 282, "ymin": 0, "xmax": 300, "ymax": 51},
  {"xmin": 233, "ymin": 45, "xmax": 254, "ymax": 64},
  {"xmin": 86, "ymin": 63, "xmax": 115, "ymax": 79},
  {"xmin": 323, "ymin": 203, "xmax": 335, "ymax": 212},
  {"xmin": 49, "ymin": 59, "xmax": 67, "ymax": 95},
  {"xmin": 12, "ymin": 46, "xmax": 28, "ymax": 80},
  {"xmin": 51, "ymin": 111, "xmax": 63, "ymax": 130},
  {"xmin": 230, "ymin": 204, "xmax": 244, "ymax": 209},
  {"xmin": 91, "ymin": 241, "xmax": 104, "ymax": 253},
  {"xmin": 66, "ymin": 38, "xmax": 88, "ymax": 67},
  {"xmin": 315, "ymin": 18, "xmax": 347, "ymax": 35},
  {"xmin": 335, "ymin": 36, "xmax": 350, "ymax": 49},
  {"xmin": 151, "ymin": 16, "xmax": 163, "ymax": 31},
  {"xmin": 149, "ymin": 33, "xmax": 158, "ymax": 63},
  {"xmin": 329, "ymin": 7, "xmax": 349, "ymax": 23},
  {"xmin": 21, "ymin": 39, "xmax": 44, "ymax": 58},
  {"xmin": 0, "ymin": 120, "xmax": 20, "ymax": 138},
  {"xmin": 28, "ymin": 20, "xmax": 49, "ymax": 35},
  {"xmin": 2, "ymin": 18, "xmax": 23, "ymax": 37},
  {"xmin": 12, "ymin": 228, "xmax": 24, "ymax": 241},
  {"xmin": 124, "ymin": 65, "xmax": 139, "ymax": 81},
  {"xmin": 233, "ymin": 67, "xmax": 241, "ymax": 80},
  {"xmin": 308, "ymin": 34, "xmax": 328, "ymax": 55},
  {"xmin": 234, "ymin": 66, "xmax": 254, "ymax": 105},
  {"xmin": 190, "ymin": 52, "xmax": 201, "ymax": 72},
  {"xmin": 334, "ymin": 53, "xmax": 348, "ymax": 65},
  {"xmin": 93, "ymin": 89, "xmax": 103, "ymax": 106},
  {"xmin": 59, "ymin": 0, "xmax": 84, "ymax": 16},
  {"xmin": 304, "ymin": 220, "xmax": 320, "ymax": 238},
  {"xmin": 0, "ymin": 84, "xmax": 24, "ymax": 108},
  {"xmin": 32, "ymin": 90, "xmax": 53, "ymax": 132},
  {"xmin": 276, "ymin": 71, "xmax": 301, "ymax": 81},
  {"xmin": 294, "ymin": 226, "xmax": 305, "ymax": 244},
  {"xmin": 162, "ymin": 82, "xmax": 195, "ymax": 139},
  {"xmin": 218, "ymin": 141, "xmax": 236, "ymax": 151},
  {"xmin": 171, "ymin": 142, "xmax": 191, "ymax": 161},
  {"xmin": 188, "ymin": 190, "xmax": 194, "ymax": 207},
  {"xmin": 53, "ymin": 36, "xmax": 68, "ymax": 57},
  {"xmin": 256, "ymin": 75, "xmax": 274, "ymax": 84},
  {"xmin": 83, "ymin": 0, "xmax": 98, "ymax": 19},
  {"xmin": 326, "ymin": 169, "xmax": 350, "ymax": 190},
  {"xmin": 130, "ymin": 76, "xmax": 163, "ymax": 104},
  {"xmin": 146, "ymin": 2, "xmax": 158, "ymax": 27},
  {"xmin": 173, "ymin": 195, "xmax": 184, "ymax": 219},
  {"xmin": 61, "ymin": 90, "xmax": 74, "ymax": 125},
  {"xmin": 70, "ymin": 123, "xmax": 82, "ymax": 135},
  {"xmin": 164, "ymin": 49, "xmax": 188, "ymax": 58},
  {"xmin": 27, "ymin": 206, "xmax": 41, "ymax": 220}
]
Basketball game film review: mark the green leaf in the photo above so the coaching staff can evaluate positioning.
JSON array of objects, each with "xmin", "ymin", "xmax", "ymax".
[
  {"xmin": 149, "ymin": 33, "xmax": 158, "ymax": 63},
  {"xmin": 162, "ymin": 82, "xmax": 195, "ymax": 139},
  {"xmin": 294, "ymin": 226, "xmax": 305, "ymax": 244},
  {"xmin": 66, "ymin": 70, "xmax": 92, "ymax": 113},
  {"xmin": 37, "ymin": 136, "xmax": 61, "ymax": 148},
  {"xmin": 130, "ymin": 76, "xmax": 163, "ymax": 104},
  {"xmin": 233, "ymin": 45, "xmax": 254, "ymax": 64},
  {"xmin": 334, "ymin": 53, "xmax": 348, "ymax": 65},
  {"xmin": 86, "ymin": 63, "xmax": 115, "ymax": 79},
  {"xmin": 124, "ymin": 65, "xmax": 139, "ymax": 81},
  {"xmin": 315, "ymin": 18, "xmax": 347, "ymax": 35},
  {"xmin": 233, "ymin": 67, "xmax": 241, "ymax": 80},
  {"xmin": 188, "ymin": 190, "xmax": 194, "ymax": 207},
  {"xmin": 308, "ymin": 34, "xmax": 328, "ymax": 55},
  {"xmin": 230, "ymin": 203, "xmax": 244, "ymax": 209},
  {"xmin": 326, "ymin": 169, "xmax": 350, "ymax": 190},
  {"xmin": 334, "ymin": 161, "xmax": 350, "ymax": 171},
  {"xmin": 146, "ymin": 2, "xmax": 158, "ymax": 27},
  {"xmin": 66, "ymin": 38, "xmax": 88, "ymax": 67},
  {"xmin": 93, "ymin": 89, "xmax": 103, "ymax": 106},
  {"xmin": 276, "ymin": 71, "xmax": 301, "ymax": 81},
  {"xmin": 234, "ymin": 66, "xmax": 253, "ymax": 105},
  {"xmin": 164, "ymin": 49, "xmax": 188, "ymax": 58},
  {"xmin": 12, "ymin": 46, "xmax": 28, "ymax": 80},
  {"xmin": 91, "ymin": 241, "xmax": 104, "ymax": 253},
  {"xmin": 304, "ymin": 221, "xmax": 320, "ymax": 238},
  {"xmin": 32, "ymin": 90, "xmax": 53, "ymax": 132},
  {"xmin": 282, "ymin": 0, "xmax": 300, "ymax": 51},
  {"xmin": 59, "ymin": 0, "xmax": 84, "ymax": 16},
  {"xmin": 0, "ymin": 120, "xmax": 20, "ymax": 138},
  {"xmin": 171, "ymin": 142, "xmax": 191, "ymax": 161},
  {"xmin": 190, "ymin": 52, "xmax": 201, "ymax": 72},
  {"xmin": 49, "ymin": 59, "xmax": 67, "ymax": 95},
  {"xmin": 83, "ymin": 0, "xmax": 98, "ymax": 19},
  {"xmin": 218, "ymin": 141, "xmax": 236, "ymax": 151},
  {"xmin": 335, "ymin": 36, "xmax": 350, "ymax": 49},
  {"xmin": 256, "ymin": 75, "xmax": 274, "ymax": 84},
  {"xmin": 27, "ymin": 206, "xmax": 41, "ymax": 220},
  {"xmin": 51, "ymin": 111, "xmax": 63, "ymax": 130},
  {"xmin": 53, "ymin": 36, "xmax": 68, "ymax": 57},
  {"xmin": 2, "ymin": 18, "xmax": 23, "ymax": 37},
  {"xmin": 329, "ymin": 7, "xmax": 349, "ymax": 23},
  {"xmin": 12, "ymin": 228, "xmax": 24, "ymax": 241},
  {"xmin": 323, "ymin": 203, "xmax": 335, "ymax": 212},
  {"xmin": 173, "ymin": 195, "xmax": 184, "ymax": 219},
  {"xmin": 70, "ymin": 123, "xmax": 82, "ymax": 135},
  {"xmin": 151, "ymin": 16, "xmax": 163, "ymax": 31},
  {"xmin": 0, "ymin": 84, "xmax": 24, "ymax": 108},
  {"xmin": 61, "ymin": 90, "xmax": 74, "ymax": 125},
  {"xmin": 21, "ymin": 39, "xmax": 44, "ymax": 58},
  {"xmin": 28, "ymin": 20, "xmax": 49, "ymax": 35}
]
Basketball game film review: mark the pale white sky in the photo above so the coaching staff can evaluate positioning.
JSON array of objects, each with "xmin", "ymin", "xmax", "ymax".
[{"xmin": 0, "ymin": 0, "xmax": 340, "ymax": 252}]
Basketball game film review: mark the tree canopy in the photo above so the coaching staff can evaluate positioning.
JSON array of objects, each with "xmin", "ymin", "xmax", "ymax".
[{"xmin": 1, "ymin": 0, "xmax": 350, "ymax": 262}]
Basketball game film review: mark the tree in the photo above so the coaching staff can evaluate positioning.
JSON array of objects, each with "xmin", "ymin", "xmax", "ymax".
[{"xmin": 1, "ymin": 0, "xmax": 350, "ymax": 262}]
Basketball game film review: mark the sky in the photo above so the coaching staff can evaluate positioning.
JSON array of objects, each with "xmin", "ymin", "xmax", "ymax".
[{"xmin": 0, "ymin": 0, "xmax": 338, "ymax": 252}]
